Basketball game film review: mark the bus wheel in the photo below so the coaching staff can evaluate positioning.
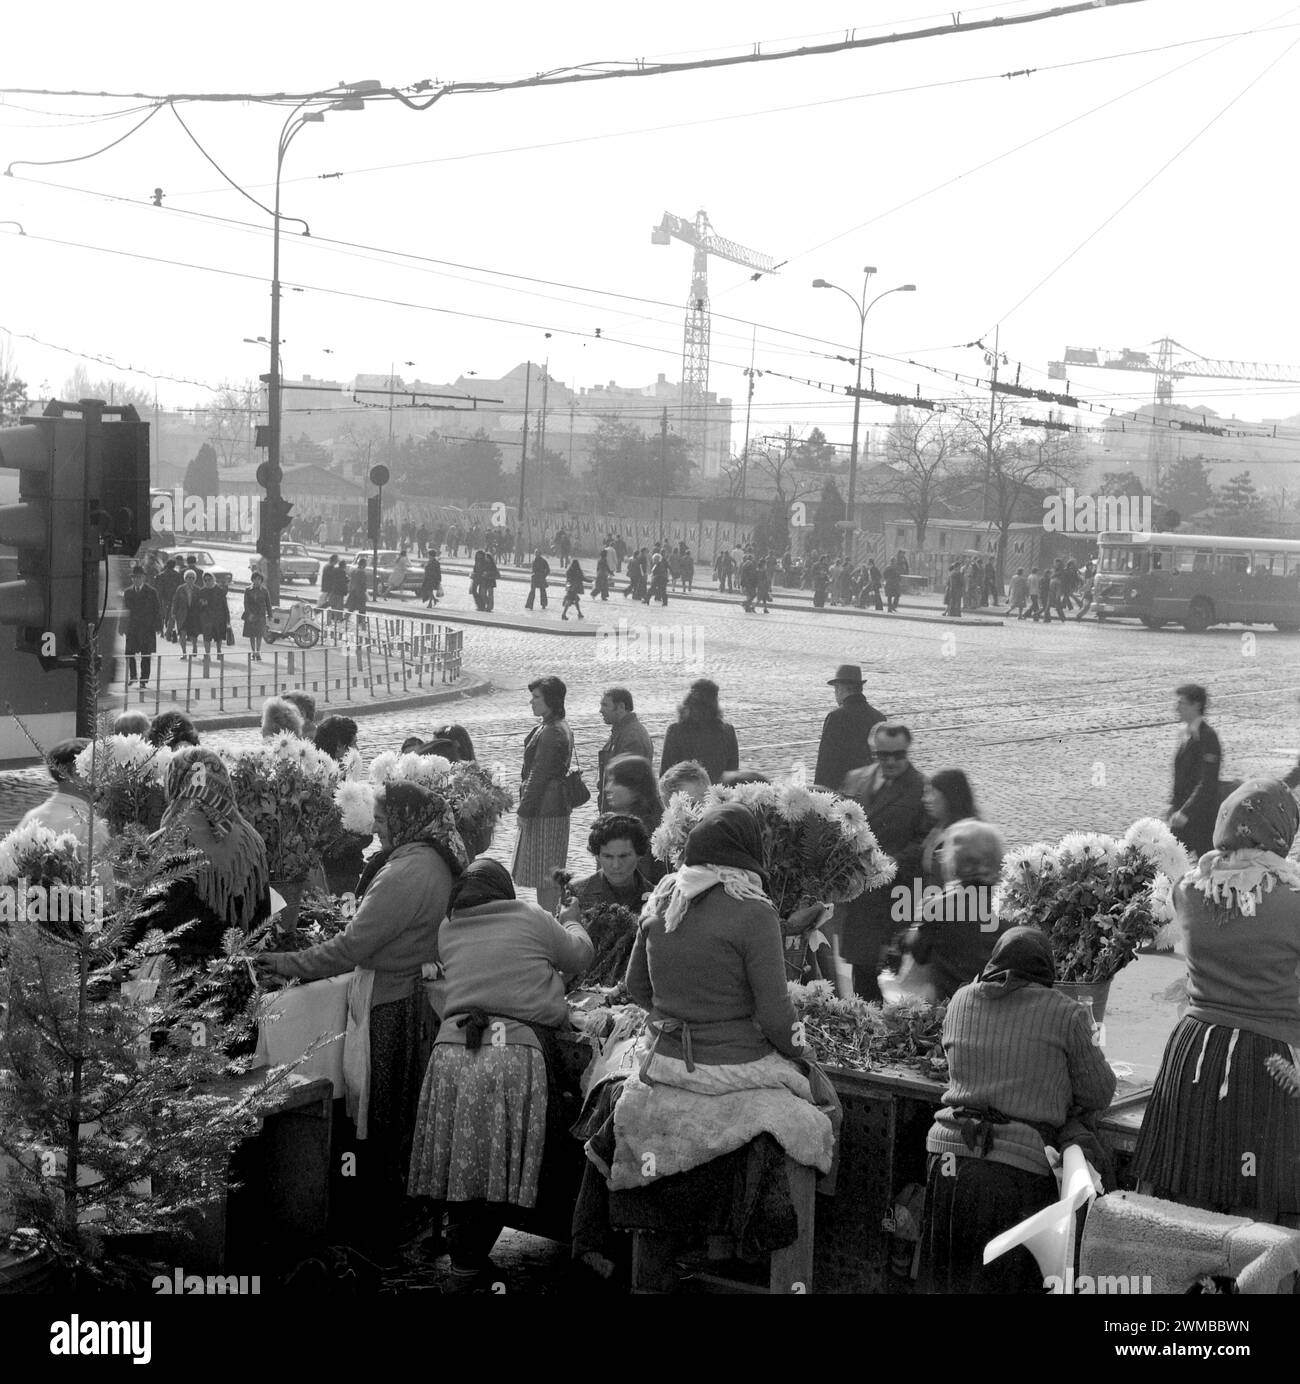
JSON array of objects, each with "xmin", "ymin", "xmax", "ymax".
[
  {"xmin": 1140, "ymin": 616, "xmax": 1166, "ymax": 630},
  {"xmin": 1183, "ymin": 598, "xmax": 1214, "ymax": 633}
]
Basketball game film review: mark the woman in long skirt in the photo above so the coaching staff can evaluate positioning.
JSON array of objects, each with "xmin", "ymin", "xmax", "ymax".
[
  {"xmin": 510, "ymin": 676, "xmax": 573, "ymax": 914},
  {"xmin": 1133, "ymin": 780, "xmax": 1300, "ymax": 1223}
]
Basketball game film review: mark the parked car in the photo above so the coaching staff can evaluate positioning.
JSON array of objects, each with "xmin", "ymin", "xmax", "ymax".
[
  {"xmin": 159, "ymin": 548, "xmax": 233, "ymax": 588},
  {"xmin": 251, "ymin": 541, "xmax": 321, "ymax": 585}
]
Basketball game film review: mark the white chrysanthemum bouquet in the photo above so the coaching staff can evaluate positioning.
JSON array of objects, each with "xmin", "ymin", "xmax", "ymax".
[
  {"xmin": 226, "ymin": 734, "xmax": 343, "ymax": 882},
  {"xmin": 992, "ymin": 817, "xmax": 1192, "ymax": 983},
  {"xmin": 72, "ymin": 734, "xmax": 173, "ymax": 835},
  {"xmin": 651, "ymin": 778, "xmax": 896, "ymax": 920},
  {"xmin": 357, "ymin": 747, "xmax": 514, "ymax": 857}
]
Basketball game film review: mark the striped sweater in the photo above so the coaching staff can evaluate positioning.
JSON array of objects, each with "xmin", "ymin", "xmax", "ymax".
[{"xmin": 925, "ymin": 982, "xmax": 1117, "ymax": 1174}]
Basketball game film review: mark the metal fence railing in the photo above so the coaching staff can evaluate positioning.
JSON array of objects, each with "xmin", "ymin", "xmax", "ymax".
[{"xmin": 114, "ymin": 615, "xmax": 464, "ymax": 717}]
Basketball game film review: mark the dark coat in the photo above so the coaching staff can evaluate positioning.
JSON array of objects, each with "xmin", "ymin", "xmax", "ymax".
[
  {"xmin": 597, "ymin": 712, "xmax": 654, "ymax": 810},
  {"xmin": 839, "ymin": 761, "xmax": 933, "ymax": 967},
  {"xmin": 122, "ymin": 583, "xmax": 162, "ymax": 653},
  {"xmin": 660, "ymin": 719, "xmax": 739, "ymax": 784},
  {"xmin": 814, "ymin": 692, "xmax": 887, "ymax": 793},
  {"xmin": 155, "ymin": 568, "xmax": 182, "ymax": 619},
  {"xmin": 518, "ymin": 717, "xmax": 573, "ymax": 819},
  {"xmin": 1171, "ymin": 721, "xmax": 1222, "ymax": 858}
]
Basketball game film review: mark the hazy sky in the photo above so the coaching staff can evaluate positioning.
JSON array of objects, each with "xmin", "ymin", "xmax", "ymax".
[{"xmin": 3, "ymin": 0, "xmax": 1299, "ymax": 453}]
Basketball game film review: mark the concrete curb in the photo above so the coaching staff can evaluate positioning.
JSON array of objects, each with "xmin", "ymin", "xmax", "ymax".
[{"xmin": 185, "ymin": 674, "xmax": 495, "ymax": 732}]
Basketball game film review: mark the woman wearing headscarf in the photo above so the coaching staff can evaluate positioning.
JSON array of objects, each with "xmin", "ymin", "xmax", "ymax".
[
  {"xmin": 197, "ymin": 571, "xmax": 229, "ymax": 659},
  {"xmin": 920, "ymin": 927, "xmax": 1116, "ymax": 1293},
  {"xmin": 407, "ymin": 858, "xmax": 593, "ymax": 1283},
  {"xmin": 901, "ymin": 819, "xmax": 1011, "ymax": 1004},
  {"xmin": 135, "ymin": 747, "xmax": 270, "ymax": 964},
  {"xmin": 1133, "ymin": 779, "xmax": 1300, "ymax": 1223},
  {"xmin": 259, "ymin": 780, "xmax": 464, "ymax": 1242}
]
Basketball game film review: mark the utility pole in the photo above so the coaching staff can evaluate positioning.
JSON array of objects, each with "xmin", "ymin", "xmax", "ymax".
[
  {"xmin": 739, "ymin": 326, "xmax": 757, "ymax": 510},
  {"xmin": 659, "ymin": 407, "xmax": 668, "ymax": 540},
  {"xmin": 537, "ymin": 360, "xmax": 550, "ymax": 510},
  {"xmin": 517, "ymin": 362, "xmax": 532, "ymax": 561},
  {"xmin": 982, "ymin": 325, "xmax": 1000, "ymax": 526}
]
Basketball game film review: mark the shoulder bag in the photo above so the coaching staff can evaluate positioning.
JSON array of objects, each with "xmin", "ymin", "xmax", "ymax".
[{"xmin": 563, "ymin": 732, "xmax": 591, "ymax": 810}]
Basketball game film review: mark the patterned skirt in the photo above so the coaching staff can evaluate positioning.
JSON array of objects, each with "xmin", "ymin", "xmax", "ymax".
[
  {"xmin": 1132, "ymin": 1015, "xmax": 1300, "ymax": 1216},
  {"xmin": 511, "ymin": 814, "xmax": 570, "ymax": 889},
  {"xmin": 407, "ymin": 1044, "xmax": 548, "ymax": 1207}
]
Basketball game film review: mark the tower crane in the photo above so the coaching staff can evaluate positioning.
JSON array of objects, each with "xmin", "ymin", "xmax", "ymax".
[
  {"xmin": 652, "ymin": 209, "xmax": 778, "ymax": 474},
  {"xmin": 1050, "ymin": 337, "xmax": 1300, "ymax": 488}
]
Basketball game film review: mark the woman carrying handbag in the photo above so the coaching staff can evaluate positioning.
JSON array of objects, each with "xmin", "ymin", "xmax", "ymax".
[{"xmin": 511, "ymin": 675, "xmax": 584, "ymax": 914}]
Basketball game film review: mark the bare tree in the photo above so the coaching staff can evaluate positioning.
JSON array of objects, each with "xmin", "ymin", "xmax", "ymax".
[
  {"xmin": 884, "ymin": 406, "xmax": 962, "ymax": 547},
  {"xmin": 953, "ymin": 400, "xmax": 1085, "ymax": 580},
  {"xmin": 62, "ymin": 365, "xmax": 153, "ymax": 413},
  {"xmin": 202, "ymin": 381, "xmax": 259, "ymax": 468}
]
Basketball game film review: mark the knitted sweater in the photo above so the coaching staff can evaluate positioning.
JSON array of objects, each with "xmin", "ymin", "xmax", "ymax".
[
  {"xmin": 276, "ymin": 842, "xmax": 453, "ymax": 1006},
  {"xmin": 1177, "ymin": 879, "xmax": 1300, "ymax": 1045},
  {"xmin": 925, "ymin": 982, "xmax": 1116, "ymax": 1174}
]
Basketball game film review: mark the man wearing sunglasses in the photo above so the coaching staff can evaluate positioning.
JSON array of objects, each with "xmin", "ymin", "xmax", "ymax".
[{"xmin": 840, "ymin": 721, "xmax": 933, "ymax": 1002}]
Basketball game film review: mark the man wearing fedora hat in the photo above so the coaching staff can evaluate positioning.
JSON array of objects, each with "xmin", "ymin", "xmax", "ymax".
[{"xmin": 814, "ymin": 664, "xmax": 886, "ymax": 794}]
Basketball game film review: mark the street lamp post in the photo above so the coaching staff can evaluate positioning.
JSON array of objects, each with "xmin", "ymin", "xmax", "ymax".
[
  {"xmin": 264, "ymin": 83, "xmax": 377, "ymax": 602},
  {"xmin": 812, "ymin": 269, "xmax": 916, "ymax": 558}
]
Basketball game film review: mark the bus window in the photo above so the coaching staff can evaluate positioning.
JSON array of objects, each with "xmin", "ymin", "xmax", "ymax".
[
  {"xmin": 1150, "ymin": 549, "xmax": 1175, "ymax": 572},
  {"xmin": 1101, "ymin": 547, "xmax": 1146, "ymax": 573},
  {"xmin": 1214, "ymin": 552, "xmax": 1250, "ymax": 576},
  {"xmin": 1285, "ymin": 553, "xmax": 1300, "ymax": 577},
  {"xmin": 1192, "ymin": 551, "xmax": 1212, "ymax": 573},
  {"xmin": 1253, "ymin": 552, "xmax": 1280, "ymax": 576},
  {"xmin": 1173, "ymin": 548, "xmax": 1197, "ymax": 572}
]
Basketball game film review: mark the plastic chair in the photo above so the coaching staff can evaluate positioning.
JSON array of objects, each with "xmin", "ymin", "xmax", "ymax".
[{"xmin": 982, "ymin": 1144, "xmax": 1098, "ymax": 1292}]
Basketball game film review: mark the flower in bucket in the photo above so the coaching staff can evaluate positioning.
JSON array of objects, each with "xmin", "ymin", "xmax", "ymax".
[
  {"xmin": 652, "ymin": 780, "xmax": 895, "ymax": 920},
  {"xmin": 992, "ymin": 816, "xmax": 1192, "ymax": 983}
]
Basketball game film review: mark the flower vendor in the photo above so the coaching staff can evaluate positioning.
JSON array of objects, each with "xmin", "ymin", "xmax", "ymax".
[
  {"xmin": 1133, "ymin": 779, "xmax": 1300, "ymax": 1224},
  {"xmin": 601, "ymin": 754, "xmax": 665, "ymax": 883},
  {"xmin": 258, "ymin": 781, "xmax": 464, "ymax": 1246},
  {"xmin": 921, "ymin": 927, "xmax": 1116, "ymax": 1293},
  {"xmin": 17, "ymin": 739, "xmax": 112, "ymax": 874},
  {"xmin": 407, "ymin": 858, "xmax": 593, "ymax": 1285},
  {"xmin": 134, "ymin": 747, "xmax": 269, "ymax": 964},
  {"xmin": 578, "ymin": 804, "xmax": 836, "ymax": 1282},
  {"xmin": 574, "ymin": 813, "xmax": 654, "ymax": 915}
]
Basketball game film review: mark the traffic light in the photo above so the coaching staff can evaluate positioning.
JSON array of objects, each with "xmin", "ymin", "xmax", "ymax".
[
  {"xmin": 256, "ymin": 496, "xmax": 294, "ymax": 560},
  {"xmin": 0, "ymin": 414, "xmax": 92, "ymax": 666},
  {"xmin": 367, "ymin": 494, "xmax": 381, "ymax": 543},
  {"xmin": 94, "ymin": 407, "xmax": 150, "ymax": 555}
]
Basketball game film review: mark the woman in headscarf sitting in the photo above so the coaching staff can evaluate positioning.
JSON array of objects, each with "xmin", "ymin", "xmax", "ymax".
[
  {"xmin": 586, "ymin": 804, "xmax": 836, "ymax": 1284},
  {"xmin": 921, "ymin": 927, "xmax": 1116, "ymax": 1293},
  {"xmin": 135, "ymin": 747, "xmax": 270, "ymax": 964},
  {"xmin": 900, "ymin": 819, "xmax": 1011, "ymax": 1004},
  {"xmin": 259, "ymin": 781, "xmax": 464, "ymax": 1242},
  {"xmin": 1133, "ymin": 779, "xmax": 1300, "ymax": 1225},
  {"xmin": 407, "ymin": 858, "xmax": 593, "ymax": 1284}
]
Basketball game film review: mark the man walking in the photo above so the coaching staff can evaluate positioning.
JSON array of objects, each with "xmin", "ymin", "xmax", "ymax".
[
  {"xmin": 1168, "ymin": 683, "xmax": 1221, "ymax": 860},
  {"xmin": 525, "ymin": 550, "xmax": 551, "ymax": 611},
  {"xmin": 814, "ymin": 664, "xmax": 887, "ymax": 793},
  {"xmin": 839, "ymin": 722, "xmax": 932, "ymax": 1002},
  {"xmin": 597, "ymin": 687, "xmax": 655, "ymax": 811},
  {"xmin": 123, "ymin": 563, "xmax": 163, "ymax": 690}
]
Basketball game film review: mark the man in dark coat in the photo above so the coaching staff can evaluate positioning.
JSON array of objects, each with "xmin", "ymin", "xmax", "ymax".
[
  {"xmin": 883, "ymin": 560, "xmax": 901, "ymax": 613},
  {"xmin": 814, "ymin": 664, "xmax": 886, "ymax": 793},
  {"xmin": 597, "ymin": 687, "xmax": 655, "ymax": 811},
  {"xmin": 123, "ymin": 563, "xmax": 163, "ymax": 688},
  {"xmin": 1168, "ymin": 682, "xmax": 1222, "ymax": 859},
  {"xmin": 838, "ymin": 721, "xmax": 932, "ymax": 1002}
]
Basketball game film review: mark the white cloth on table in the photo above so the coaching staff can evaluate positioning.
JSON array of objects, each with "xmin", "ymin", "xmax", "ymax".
[
  {"xmin": 255, "ymin": 974, "xmax": 349, "ymax": 1099},
  {"xmin": 343, "ymin": 968, "xmax": 376, "ymax": 1138}
]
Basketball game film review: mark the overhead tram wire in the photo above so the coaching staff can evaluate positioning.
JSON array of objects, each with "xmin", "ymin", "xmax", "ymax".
[{"xmin": 0, "ymin": 2, "xmax": 1158, "ymax": 107}]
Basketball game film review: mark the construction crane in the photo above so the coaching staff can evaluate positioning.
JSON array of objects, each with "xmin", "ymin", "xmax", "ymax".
[
  {"xmin": 652, "ymin": 210, "xmax": 778, "ymax": 474},
  {"xmin": 1050, "ymin": 337, "xmax": 1300, "ymax": 488}
]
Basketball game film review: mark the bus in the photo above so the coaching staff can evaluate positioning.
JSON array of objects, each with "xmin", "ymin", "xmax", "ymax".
[{"xmin": 1094, "ymin": 531, "xmax": 1300, "ymax": 632}]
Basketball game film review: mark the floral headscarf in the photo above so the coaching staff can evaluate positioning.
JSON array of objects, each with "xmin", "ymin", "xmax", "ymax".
[
  {"xmin": 156, "ymin": 746, "xmax": 267, "ymax": 930},
  {"xmin": 1185, "ymin": 778, "xmax": 1300, "ymax": 917}
]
